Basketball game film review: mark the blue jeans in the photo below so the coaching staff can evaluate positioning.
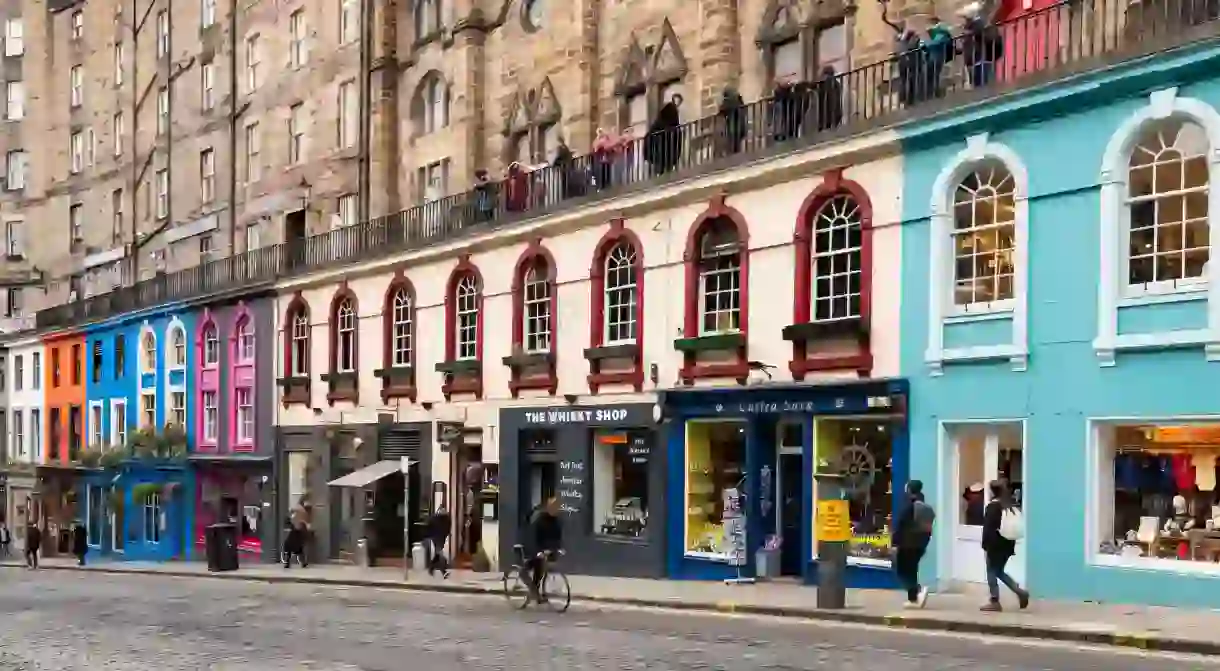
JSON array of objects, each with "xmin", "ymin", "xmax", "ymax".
[{"xmin": 986, "ymin": 554, "xmax": 1021, "ymax": 601}]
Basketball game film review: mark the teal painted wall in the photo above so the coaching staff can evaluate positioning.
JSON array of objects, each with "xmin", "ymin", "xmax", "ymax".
[{"xmin": 899, "ymin": 44, "xmax": 1220, "ymax": 607}]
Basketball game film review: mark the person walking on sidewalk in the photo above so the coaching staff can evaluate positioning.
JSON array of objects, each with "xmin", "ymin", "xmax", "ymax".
[
  {"xmin": 71, "ymin": 520, "xmax": 88, "ymax": 566},
  {"xmin": 0, "ymin": 521, "xmax": 11, "ymax": 558},
  {"xmin": 426, "ymin": 505, "xmax": 451, "ymax": 579},
  {"xmin": 24, "ymin": 522, "xmax": 40, "ymax": 569},
  {"xmin": 893, "ymin": 479, "xmax": 935, "ymax": 609},
  {"xmin": 981, "ymin": 479, "xmax": 1030, "ymax": 612}
]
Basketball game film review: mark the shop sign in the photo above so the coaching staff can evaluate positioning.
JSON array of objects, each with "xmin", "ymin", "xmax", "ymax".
[
  {"xmin": 557, "ymin": 460, "xmax": 585, "ymax": 516},
  {"xmin": 713, "ymin": 395, "xmax": 897, "ymax": 416},
  {"xmin": 816, "ymin": 500, "xmax": 851, "ymax": 543},
  {"xmin": 521, "ymin": 407, "xmax": 634, "ymax": 425}
]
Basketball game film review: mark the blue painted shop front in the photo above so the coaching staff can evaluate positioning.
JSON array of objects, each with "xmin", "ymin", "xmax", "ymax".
[
  {"xmin": 661, "ymin": 380, "xmax": 909, "ymax": 588},
  {"xmin": 898, "ymin": 38, "xmax": 1220, "ymax": 607},
  {"xmin": 77, "ymin": 462, "xmax": 195, "ymax": 562}
]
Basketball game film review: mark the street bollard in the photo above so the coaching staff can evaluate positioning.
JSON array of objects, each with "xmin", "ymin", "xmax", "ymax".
[{"xmin": 814, "ymin": 472, "xmax": 850, "ymax": 609}]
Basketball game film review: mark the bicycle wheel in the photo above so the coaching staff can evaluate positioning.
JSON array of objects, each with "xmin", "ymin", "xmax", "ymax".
[
  {"xmin": 542, "ymin": 569, "xmax": 571, "ymax": 613},
  {"xmin": 502, "ymin": 567, "xmax": 531, "ymax": 610}
]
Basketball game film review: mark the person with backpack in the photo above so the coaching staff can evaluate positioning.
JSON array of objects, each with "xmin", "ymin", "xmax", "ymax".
[
  {"xmin": 981, "ymin": 479, "xmax": 1030, "ymax": 611},
  {"xmin": 893, "ymin": 479, "xmax": 935, "ymax": 609}
]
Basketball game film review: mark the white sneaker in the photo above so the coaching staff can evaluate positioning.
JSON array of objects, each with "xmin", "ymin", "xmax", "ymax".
[
  {"xmin": 903, "ymin": 601, "xmax": 920, "ymax": 609},
  {"xmin": 917, "ymin": 587, "xmax": 930, "ymax": 609}
]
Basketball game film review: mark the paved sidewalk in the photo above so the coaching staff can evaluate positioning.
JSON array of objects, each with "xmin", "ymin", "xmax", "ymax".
[{"xmin": 7, "ymin": 557, "xmax": 1220, "ymax": 655}]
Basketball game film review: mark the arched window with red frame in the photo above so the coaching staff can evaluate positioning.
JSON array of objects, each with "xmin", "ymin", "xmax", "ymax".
[
  {"xmin": 586, "ymin": 219, "xmax": 645, "ymax": 393},
  {"xmin": 785, "ymin": 169, "xmax": 874, "ymax": 378},
  {"xmin": 377, "ymin": 272, "xmax": 418, "ymax": 403},
  {"xmin": 322, "ymin": 285, "xmax": 359, "ymax": 405},
  {"xmin": 280, "ymin": 293, "xmax": 311, "ymax": 406},
  {"xmin": 506, "ymin": 240, "xmax": 558, "ymax": 397},
  {"xmin": 437, "ymin": 256, "xmax": 484, "ymax": 400},
  {"xmin": 676, "ymin": 195, "xmax": 751, "ymax": 384}
]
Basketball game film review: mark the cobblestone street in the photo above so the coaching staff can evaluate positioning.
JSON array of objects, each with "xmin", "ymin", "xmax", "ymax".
[{"xmin": 0, "ymin": 568, "xmax": 1215, "ymax": 670}]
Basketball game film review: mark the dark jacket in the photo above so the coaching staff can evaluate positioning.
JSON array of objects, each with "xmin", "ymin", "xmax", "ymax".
[
  {"xmin": 716, "ymin": 88, "xmax": 747, "ymax": 155},
  {"xmin": 72, "ymin": 525, "xmax": 87, "ymax": 556},
  {"xmin": 529, "ymin": 507, "xmax": 563, "ymax": 553},
  {"xmin": 427, "ymin": 511, "xmax": 451, "ymax": 544},
  {"xmin": 26, "ymin": 525, "xmax": 40, "ymax": 551},
  {"xmin": 893, "ymin": 493, "xmax": 932, "ymax": 550},
  {"xmin": 644, "ymin": 102, "xmax": 682, "ymax": 173},
  {"xmin": 961, "ymin": 17, "xmax": 1004, "ymax": 67},
  {"xmin": 982, "ymin": 499, "xmax": 1016, "ymax": 560},
  {"xmin": 814, "ymin": 67, "xmax": 844, "ymax": 132}
]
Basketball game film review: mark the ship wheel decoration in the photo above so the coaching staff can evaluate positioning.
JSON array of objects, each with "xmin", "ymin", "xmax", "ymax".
[{"xmin": 836, "ymin": 443, "xmax": 877, "ymax": 495}]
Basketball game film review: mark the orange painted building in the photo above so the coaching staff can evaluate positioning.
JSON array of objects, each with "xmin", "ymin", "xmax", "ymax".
[{"xmin": 43, "ymin": 332, "xmax": 86, "ymax": 465}]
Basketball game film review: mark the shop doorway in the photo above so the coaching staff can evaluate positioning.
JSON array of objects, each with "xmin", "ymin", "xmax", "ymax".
[
  {"xmin": 942, "ymin": 421, "xmax": 1026, "ymax": 586},
  {"xmin": 372, "ymin": 470, "xmax": 421, "ymax": 562},
  {"xmin": 777, "ymin": 450, "xmax": 804, "ymax": 576}
]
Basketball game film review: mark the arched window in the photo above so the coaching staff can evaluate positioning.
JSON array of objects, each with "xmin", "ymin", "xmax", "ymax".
[
  {"xmin": 235, "ymin": 318, "xmax": 255, "ymax": 362},
  {"xmin": 414, "ymin": 73, "xmax": 449, "ymax": 135},
  {"xmin": 169, "ymin": 326, "xmax": 186, "ymax": 367},
  {"xmin": 1126, "ymin": 118, "xmax": 1210, "ymax": 294},
  {"xmin": 335, "ymin": 298, "xmax": 356, "ymax": 373},
  {"xmin": 811, "ymin": 194, "xmax": 863, "ymax": 321},
  {"xmin": 454, "ymin": 274, "xmax": 479, "ymax": 361},
  {"xmin": 141, "ymin": 330, "xmax": 157, "ymax": 373},
  {"xmin": 522, "ymin": 260, "xmax": 552, "ymax": 353},
  {"xmin": 202, "ymin": 322, "xmax": 220, "ymax": 366},
  {"xmin": 414, "ymin": 0, "xmax": 441, "ymax": 39},
  {"xmin": 604, "ymin": 242, "xmax": 638, "ymax": 344},
  {"xmin": 287, "ymin": 305, "xmax": 309, "ymax": 377},
  {"xmin": 952, "ymin": 164, "xmax": 1016, "ymax": 312},
  {"xmin": 696, "ymin": 218, "xmax": 743, "ymax": 335},
  {"xmin": 391, "ymin": 288, "xmax": 412, "ymax": 367}
]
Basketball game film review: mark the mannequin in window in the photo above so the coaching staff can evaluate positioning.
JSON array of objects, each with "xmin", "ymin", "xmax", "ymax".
[
  {"xmin": 644, "ymin": 93, "xmax": 683, "ymax": 176},
  {"xmin": 716, "ymin": 87, "xmax": 746, "ymax": 157}
]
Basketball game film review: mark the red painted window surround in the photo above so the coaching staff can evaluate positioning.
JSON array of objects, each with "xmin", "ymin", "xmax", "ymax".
[
  {"xmin": 679, "ymin": 194, "xmax": 752, "ymax": 385},
  {"xmin": 195, "ymin": 310, "xmax": 220, "ymax": 453},
  {"xmin": 280, "ymin": 293, "xmax": 311, "ymax": 407},
  {"xmin": 324, "ymin": 283, "xmax": 359, "ymax": 406},
  {"xmin": 378, "ymin": 270, "xmax": 418, "ymax": 403},
  {"xmin": 789, "ymin": 169, "xmax": 875, "ymax": 378},
  {"xmin": 586, "ymin": 219, "xmax": 645, "ymax": 394},
  {"xmin": 229, "ymin": 305, "xmax": 256, "ymax": 453},
  {"xmin": 440, "ymin": 255, "xmax": 484, "ymax": 401},
  {"xmin": 507, "ymin": 239, "xmax": 559, "ymax": 398}
]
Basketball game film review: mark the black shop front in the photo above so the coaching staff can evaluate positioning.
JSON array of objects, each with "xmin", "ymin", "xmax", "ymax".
[{"xmin": 498, "ymin": 403, "xmax": 665, "ymax": 578}]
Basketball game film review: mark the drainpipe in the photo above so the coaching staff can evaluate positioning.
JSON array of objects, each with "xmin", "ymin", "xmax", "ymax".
[
  {"xmin": 356, "ymin": 0, "xmax": 372, "ymax": 226},
  {"xmin": 227, "ymin": 0, "xmax": 239, "ymax": 257}
]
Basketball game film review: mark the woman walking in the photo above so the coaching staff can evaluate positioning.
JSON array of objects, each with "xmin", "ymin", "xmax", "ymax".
[{"xmin": 981, "ymin": 479, "xmax": 1030, "ymax": 611}]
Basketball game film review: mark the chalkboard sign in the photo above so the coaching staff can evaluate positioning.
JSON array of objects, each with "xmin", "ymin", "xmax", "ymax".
[{"xmin": 557, "ymin": 460, "xmax": 585, "ymax": 516}]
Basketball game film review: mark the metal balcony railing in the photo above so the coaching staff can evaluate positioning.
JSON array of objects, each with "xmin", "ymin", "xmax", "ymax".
[{"xmin": 34, "ymin": 0, "xmax": 1220, "ymax": 330}]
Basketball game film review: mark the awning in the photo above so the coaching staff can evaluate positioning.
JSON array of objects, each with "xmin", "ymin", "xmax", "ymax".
[{"xmin": 327, "ymin": 460, "xmax": 407, "ymax": 488}]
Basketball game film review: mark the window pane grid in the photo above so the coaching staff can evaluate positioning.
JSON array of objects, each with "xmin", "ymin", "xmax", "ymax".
[
  {"xmin": 1127, "ymin": 119, "xmax": 1210, "ymax": 291},
  {"xmin": 291, "ymin": 313, "xmax": 308, "ymax": 376},
  {"xmin": 699, "ymin": 254, "xmax": 741, "ymax": 335},
  {"xmin": 604, "ymin": 243, "xmax": 638, "ymax": 345},
  {"xmin": 455, "ymin": 274, "xmax": 479, "ymax": 361},
  {"xmin": 952, "ymin": 166, "xmax": 1016, "ymax": 310},
  {"xmin": 236, "ymin": 388, "xmax": 253, "ymax": 442},
  {"xmin": 523, "ymin": 265, "xmax": 551, "ymax": 353},
  {"xmin": 392, "ymin": 290, "xmax": 413, "ymax": 367},
  {"xmin": 337, "ymin": 300, "xmax": 356, "ymax": 372},
  {"xmin": 812, "ymin": 194, "xmax": 863, "ymax": 322}
]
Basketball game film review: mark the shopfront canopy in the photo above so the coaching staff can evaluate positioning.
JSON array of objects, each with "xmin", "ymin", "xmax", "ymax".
[{"xmin": 327, "ymin": 460, "xmax": 408, "ymax": 488}]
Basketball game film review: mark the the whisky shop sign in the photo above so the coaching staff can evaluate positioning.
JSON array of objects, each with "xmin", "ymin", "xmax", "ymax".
[{"xmin": 519, "ymin": 405, "xmax": 650, "ymax": 426}]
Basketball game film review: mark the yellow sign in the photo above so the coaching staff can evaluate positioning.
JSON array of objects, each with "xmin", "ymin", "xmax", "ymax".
[{"xmin": 816, "ymin": 500, "xmax": 851, "ymax": 543}]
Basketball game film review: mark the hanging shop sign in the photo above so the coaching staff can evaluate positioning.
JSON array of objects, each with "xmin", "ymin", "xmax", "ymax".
[{"xmin": 816, "ymin": 500, "xmax": 851, "ymax": 543}]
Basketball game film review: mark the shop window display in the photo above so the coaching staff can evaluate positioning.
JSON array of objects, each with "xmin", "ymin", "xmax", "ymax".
[
  {"xmin": 1096, "ymin": 423, "xmax": 1220, "ymax": 569},
  {"xmin": 685, "ymin": 421, "xmax": 746, "ymax": 558},
  {"xmin": 814, "ymin": 419, "xmax": 894, "ymax": 566},
  {"xmin": 592, "ymin": 430, "xmax": 649, "ymax": 539}
]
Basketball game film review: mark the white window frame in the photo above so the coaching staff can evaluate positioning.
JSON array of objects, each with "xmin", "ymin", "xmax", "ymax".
[
  {"xmin": 70, "ymin": 131, "xmax": 84, "ymax": 173},
  {"xmin": 336, "ymin": 299, "xmax": 356, "ymax": 372},
  {"xmin": 338, "ymin": 80, "xmax": 357, "ymax": 148},
  {"xmin": 70, "ymin": 204, "xmax": 83, "ymax": 241},
  {"xmin": 696, "ymin": 224, "xmax": 743, "ymax": 337},
  {"xmin": 391, "ymin": 288, "xmax": 412, "ymax": 367},
  {"xmin": 289, "ymin": 10, "xmax": 308, "ymax": 68},
  {"xmin": 157, "ymin": 87, "xmax": 169, "ymax": 134},
  {"xmin": 454, "ymin": 273, "xmax": 479, "ymax": 361},
  {"xmin": 288, "ymin": 103, "xmax": 305, "ymax": 164},
  {"xmin": 140, "ymin": 327, "xmax": 157, "ymax": 374},
  {"xmin": 29, "ymin": 408, "xmax": 40, "ymax": 455},
  {"xmin": 10, "ymin": 407, "xmax": 21, "ymax": 458},
  {"xmin": 603, "ymin": 242, "xmax": 638, "ymax": 345},
  {"xmin": 70, "ymin": 65, "xmax": 83, "ymax": 106},
  {"xmin": 156, "ymin": 10, "xmax": 169, "ymax": 57},
  {"xmin": 31, "ymin": 352, "xmax": 39, "ymax": 390},
  {"xmin": 337, "ymin": 193, "xmax": 356, "ymax": 228},
  {"xmin": 203, "ymin": 323, "xmax": 219, "ymax": 366},
  {"xmin": 422, "ymin": 75, "xmax": 448, "ymax": 134},
  {"xmin": 4, "ymin": 19, "xmax": 23, "ymax": 56},
  {"xmin": 522, "ymin": 262, "xmax": 552, "ymax": 353},
  {"xmin": 925, "ymin": 133, "xmax": 1030, "ymax": 375},
  {"xmin": 200, "ymin": 148, "xmax": 215, "ymax": 203},
  {"xmin": 167, "ymin": 322, "xmax": 186, "ymax": 369},
  {"xmin": 290, "ymin": 310, "xmax": 309, "ymax": 376},
  {"xmin": 202, "ymin": 389, "xmax": 218, "ymax": 442},
  {"xmin": 201, "ymin": 0, "xmax": 216, "ymax": 28},
  {"xmin": 89, "ymin": 401, "xmax": 103, "ymax": 447},
  {"xmin": 5, "ymin": 80, "xmax": 22, "ymax": 120},
  {"xmin": 201, "ymin": 62, "xmax": 215, "ymax": 109},
  {"xmin": 168, "ymin": 389, "xmax": 186, "ymax": 428},
  {"xmin": 245, "ymin": 122, "xmax": 261, "ymax": 182},
  {"xmin": 114, "ymin": 42, "xmax": 124, "ymax": 85},
  {"xmin": 6, "ymin": 150, "xmax": 25, "ymax": 190},
  {"xmin": 235, "ymin": 387, "xmax": 253, "ymax": 443},
  {"xmin": 155, "ymin": 169, "xmax": 168, "ymax": 219},
  {"xmin": 810, "ymin": 194, "xmax": 864, "ymax": 323},
  {"xmin": 113, "ymin": 112, "xmax": 125, "ymax": 156},
  {"xmin": 341, "ymin": 0, "xmax": 359, "ymax": 43},
  {"xmin": 236, "ymin": 319, "xmax": 254, "ymax": 362},
  {"xmin": 1095, "ymin": 88, "xmax": 1220, "ymax": 365},
  {"xmin": 71, "ymin": 10, "xmax": 83, "ymax": 40},
  {"xmin": 140, "ymin": 390, "xmax": 156, "ymax": 429},
  {"xmin": 245, "ymin": 35, "xmax": 261, "ymax": 91},
  {"xmin": 110, "ymin": 399, "xmax": 127, "ymax": 447}
]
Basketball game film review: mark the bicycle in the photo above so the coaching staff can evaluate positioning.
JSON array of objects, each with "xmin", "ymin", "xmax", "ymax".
[{"xmin": 502, "ymin": 544, "xmax": 570, "ymax": 613}]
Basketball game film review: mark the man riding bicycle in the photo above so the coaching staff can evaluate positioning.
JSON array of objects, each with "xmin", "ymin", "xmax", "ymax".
[{"xmin": 525, "ymin": 497, "xmax": 563, "ymax": 602}]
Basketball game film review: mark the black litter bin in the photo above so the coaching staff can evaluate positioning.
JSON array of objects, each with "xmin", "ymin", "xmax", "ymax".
[{"xmin": 205, "ymin": 523, "xmax": 239, "ymax": 572}]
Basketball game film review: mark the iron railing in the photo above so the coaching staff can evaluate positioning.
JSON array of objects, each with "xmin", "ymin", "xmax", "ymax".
[{"xmin": 35, "ymin": 0, "xmax": 1220, "ymax": 330}]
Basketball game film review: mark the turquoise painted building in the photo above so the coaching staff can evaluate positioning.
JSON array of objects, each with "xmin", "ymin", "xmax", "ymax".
[
  {"xmin": 77, "ymin": 306, "xmax": 198, "ymax": 562},
  {"xmin": 899, "ymin": 40, "xmax": 1220, "ymax": 607}
]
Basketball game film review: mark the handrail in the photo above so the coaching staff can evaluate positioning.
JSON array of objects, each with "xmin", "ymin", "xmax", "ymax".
[{"xmin": 35, "ymin": 0, "xmax": 1220, "ymax": 330}]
